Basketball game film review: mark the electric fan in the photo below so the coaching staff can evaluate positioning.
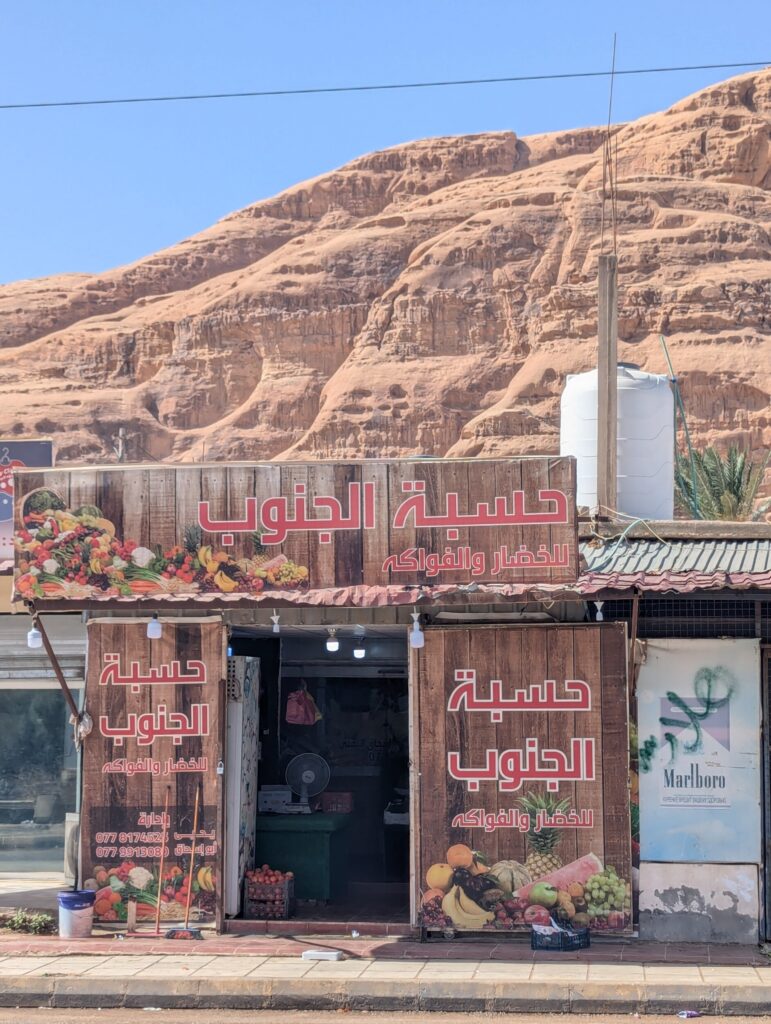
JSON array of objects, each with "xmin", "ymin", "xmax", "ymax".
[{"xmin": 284, "ymin": 753, "xmax": 331, "ymax": 814}]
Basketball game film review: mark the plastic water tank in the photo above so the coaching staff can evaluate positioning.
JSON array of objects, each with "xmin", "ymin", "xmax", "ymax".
[{"xmin": 560, "ymin": 365, "xmax": 674, "ymax": 519}]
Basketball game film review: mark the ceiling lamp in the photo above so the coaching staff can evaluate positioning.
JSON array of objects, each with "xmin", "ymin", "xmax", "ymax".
[
  {"xmin": 353, "ymin": 626, "xmax": 366, "ymax": 659},
  {"xmin": 271, "ymin": 612, "xmax": 281, "ymax": 634},
  {"xmin": 594, "ymin": 601, "xmax": 604, "ymax": 622},
  {"xmin": 409, "ymin": 611, "xmax": 425, "ymax": 650},
  {"xmin": 27, "ymin": 626, "xmax": 43, "ymax": 649},
  {"xmin": 325, "ymin": 628, "xmax": 340, "ymax": 653},
  {"xmin": 146, "ymin": 614, "xmax": 162, "ymax": 640}
]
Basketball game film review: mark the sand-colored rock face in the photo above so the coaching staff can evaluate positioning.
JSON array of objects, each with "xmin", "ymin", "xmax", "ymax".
[{"xmin": 1, "ymin": 70, "xmax": 771, "ymax": 469}]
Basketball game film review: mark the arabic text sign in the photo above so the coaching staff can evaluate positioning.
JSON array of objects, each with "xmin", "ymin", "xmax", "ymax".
[
  {"xmin": 12, "ymin": 458, "xmax": 577, "ymax": 603},
  {"xmin": 80, "ymin": 619, "xmax": 225, "ymax": 925},
  {"xmin": 0, "ymin": 440, "xmax": 53, "ymax": 565},
  {"xmin": 637, "ymin": 638, "xmax": 761, "ymax": 864},
  {"xmin": 413, "ymin": 625, "xmax": 631, "ymax": 933}
]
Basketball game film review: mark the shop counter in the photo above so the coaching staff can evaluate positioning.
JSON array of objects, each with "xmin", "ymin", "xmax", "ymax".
[{"xmin": 254, "ymin": 813, "xmax": 351, "ymax": 901}]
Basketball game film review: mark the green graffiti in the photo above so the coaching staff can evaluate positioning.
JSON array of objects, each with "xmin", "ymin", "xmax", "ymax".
[
  {"xmin": 638, "ymin": 734, "xmax": 658, "ymax": 773},
  {"xmin": 638, "ymin": 665, "xmax": 736, "ymax": 771},
  {"xmin": 659, "ymin": 666, "xmax": 734, "ymax": 764}
]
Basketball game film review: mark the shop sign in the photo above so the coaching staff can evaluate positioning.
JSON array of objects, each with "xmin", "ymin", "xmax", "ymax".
[
  {"xmin": 0, "ymin": 439, "xmax": 53, "ymax": 568},
  {"xmin": 80, "ymin": 618, "xmax": 225, "ymax": 926},
  {"xmin": 413, "ymin": 625, "xmax": 631, "ymax": 934},
  {"xmin": 637, "ymin": 638, "xmax": 761, "ymax": 864},
  {"xmin": 12, "ymin": 457, "xmax": 577, "ymax": 603}
]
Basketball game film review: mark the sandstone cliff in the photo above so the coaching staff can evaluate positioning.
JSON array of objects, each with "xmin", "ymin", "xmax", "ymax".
[{"xmin": 1, "ymin": 70, "xmax": 770, "ymax": 472}]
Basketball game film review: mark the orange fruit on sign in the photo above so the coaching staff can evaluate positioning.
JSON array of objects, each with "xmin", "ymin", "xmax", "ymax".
[
  {"xmin": 446, "ymin": 844, "xmax": 474, "ymax": 869},
  {"xmin": 425, "ymin": 863, "xmax": 454, "ymax": 892}
]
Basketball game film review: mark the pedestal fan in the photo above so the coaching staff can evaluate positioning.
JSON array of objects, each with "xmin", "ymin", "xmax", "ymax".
[{"xmin": 284, "ymin": 753, "xmax": 331, "ymax": 813}]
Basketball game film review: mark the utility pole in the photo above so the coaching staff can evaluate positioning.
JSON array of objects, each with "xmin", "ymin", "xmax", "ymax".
[{"xmin": 597, "ymin": 253, "xmax": 618, "ymax": 514}]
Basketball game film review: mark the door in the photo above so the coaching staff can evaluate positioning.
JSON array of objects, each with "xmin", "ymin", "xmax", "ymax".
[
  {"xmin": 763, "ymin": 646, "xmax": 771, "ymax": 939},
  {"xmin": 224, "ymin": 656, "xmax": 260, "ymax": 916}
]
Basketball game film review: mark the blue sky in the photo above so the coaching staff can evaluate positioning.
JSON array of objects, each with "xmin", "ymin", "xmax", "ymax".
[{"xmin": 1, "ymin": 1, "xmax": 769, "ymax": 283}]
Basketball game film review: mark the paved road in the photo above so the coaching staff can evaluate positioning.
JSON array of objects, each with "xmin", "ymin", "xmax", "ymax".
[{"xmin": 0, "ymin": 1013, "xmax": 769, "ymax": 1023}]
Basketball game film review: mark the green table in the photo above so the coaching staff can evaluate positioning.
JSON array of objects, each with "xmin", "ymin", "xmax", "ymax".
[{"xmin": 254, "ymin": 813, "xmax": 351, "ymax": 901}]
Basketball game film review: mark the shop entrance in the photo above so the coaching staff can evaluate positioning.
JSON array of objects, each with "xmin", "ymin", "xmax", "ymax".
[{"xmin": 227, "ymin": 625, "xmax": 410, "ymax": 925}]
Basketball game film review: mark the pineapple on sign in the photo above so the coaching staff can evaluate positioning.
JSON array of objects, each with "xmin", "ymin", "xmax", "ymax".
[{"xmin": 517, "ymin": 791, "xmax": 570, "ymax": 878}]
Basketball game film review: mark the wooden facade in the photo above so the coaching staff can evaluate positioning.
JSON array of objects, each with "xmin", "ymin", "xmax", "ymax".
[
  {"xmin": 13, "ymin": 457, "xmax": 577, "ymax": 605},
  {"xmin": 80, "ymin": 618, "xmax": 225, "ymax": 927},
  {"xmin": 412, "ymin": 624, "xmax": 631, "ymax": 933}
]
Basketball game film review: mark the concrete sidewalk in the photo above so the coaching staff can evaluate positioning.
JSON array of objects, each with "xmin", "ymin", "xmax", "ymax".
[{"xmin": 0, "ymin": 953, "xmax": 770, "ymax": 1014}]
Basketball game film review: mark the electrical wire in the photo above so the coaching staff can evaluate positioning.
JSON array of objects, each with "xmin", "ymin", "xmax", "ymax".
[{"xmin": 1, "ymin": 60, "xmax": 769, "ymax": 111}]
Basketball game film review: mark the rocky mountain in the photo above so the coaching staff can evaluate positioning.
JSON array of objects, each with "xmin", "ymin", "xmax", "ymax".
[{"xmin": 1, "ymin": 69, "xmax": 770, "ymax": 470}]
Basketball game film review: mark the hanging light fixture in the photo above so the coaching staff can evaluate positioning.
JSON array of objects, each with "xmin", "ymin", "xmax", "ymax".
[
  {"xmin": 409, "ymin": 610, "xmax": 425, "ymax": 649},
  {"xmin": 594, "ymin": 601, "xmax": 604, "ymax": 622},
  {"xmin": 325, "ymin": 628, "xmax": 340, "ymax": 653},
  {"xmin": 146, "ymin": 614, "xmax": 162, "ymax": 640},
  {"xmin": 26, "ymin": 625, "xmax": 43, "ymax": 649},
  {"xmin": 271, "ymin": 612, "xmax": 281, "ymax": 634},
  {"xmin": 352, "ymin": 625, "xmax": 366, "ymax": 659}
]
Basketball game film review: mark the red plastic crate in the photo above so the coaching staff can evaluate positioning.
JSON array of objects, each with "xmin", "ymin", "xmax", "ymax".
[
  {"xmin": 243, "ymin": 877, "xmax": 295, "ymax": 920},
  {"xmin": 321, "ymin": 791, "xmax": 353, "ymax": 813}
]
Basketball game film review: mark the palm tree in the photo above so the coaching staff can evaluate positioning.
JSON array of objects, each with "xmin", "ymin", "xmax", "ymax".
[{"xmin": 675, "ymin": 445, "xmax": 771, "ymax": 521}]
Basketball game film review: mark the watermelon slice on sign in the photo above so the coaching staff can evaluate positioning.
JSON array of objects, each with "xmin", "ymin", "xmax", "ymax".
[{"xmin": 514, "ymin": 852, "xmax": 603, "ymax": 901}]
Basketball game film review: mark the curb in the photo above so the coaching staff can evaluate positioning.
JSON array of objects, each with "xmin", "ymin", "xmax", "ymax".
[{"xmin": 1, "ymin": 975, "xmax": 771, "ymax": 1013}]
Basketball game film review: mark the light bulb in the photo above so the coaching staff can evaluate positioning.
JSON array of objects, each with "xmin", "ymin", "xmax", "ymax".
[
  {"xmin": 409, "ymin": 612, "xmax": 424, "ymax": 649},
  {"xmin": 27, "ymin": 626, "xmax": 43, "ymax": 649},
  {"xmin": 594, "ymin": 601, "xmax": 604, "ymax": 623},
  {"xmin": 146, "ymin": 615, "xmax": 162, "ymax": 640},
  {"xmin": 325, "ymin": 629, "xmax": 339, "ymax": 653},
  {"xmin": 271, "ymin": 613, "xmax": 280, "ymax": 634},
  {"xmin": 353, "ymin": 643, "xmax": 366, "ymax": 659}
]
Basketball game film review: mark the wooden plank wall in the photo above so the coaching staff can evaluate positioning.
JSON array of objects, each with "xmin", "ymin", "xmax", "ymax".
[
  {"xmin": 14, "ymin": 457, "xmax": 578, "ymax": 601},
  {"xmin": 80, "ymin": 618, "xmax": 225, "ymax": 926},
  {"xmin": 413, "ymin": 624, "xmax": 631, "ymax": 932}
]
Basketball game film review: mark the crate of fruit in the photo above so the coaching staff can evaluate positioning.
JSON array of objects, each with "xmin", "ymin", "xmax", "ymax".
[{"xmin": 244, "ymin": 865, "xmax": 295, "ymax": 920}]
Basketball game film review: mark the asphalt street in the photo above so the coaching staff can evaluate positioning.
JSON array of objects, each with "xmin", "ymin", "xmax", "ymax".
[{"xmin": 0, "ymin": 1013, "xmax": 769, "ymax": 1024}]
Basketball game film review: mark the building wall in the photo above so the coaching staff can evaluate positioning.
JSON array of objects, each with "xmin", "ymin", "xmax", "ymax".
[
  {"xmin": 639, "ymin": 863, "xmax": 759, "ymax": 944},
  {"xmin": 636, "ymin": 638, "xmax": 761, "ymax": 943}
]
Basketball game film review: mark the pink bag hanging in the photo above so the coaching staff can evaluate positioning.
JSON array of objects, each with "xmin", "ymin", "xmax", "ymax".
[{"xmin": 286, "ymin": 689, "xmax": 322, "ymax": 726}]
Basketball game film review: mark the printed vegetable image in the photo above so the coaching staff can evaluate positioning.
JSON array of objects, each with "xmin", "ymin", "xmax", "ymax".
[
  {"xmin": 85, "ymin": 859, "xmax": 217, "ymax": 923},
  {"xmin": 14, "ymin": 495, "xmax": 310, "ymax": 600}
]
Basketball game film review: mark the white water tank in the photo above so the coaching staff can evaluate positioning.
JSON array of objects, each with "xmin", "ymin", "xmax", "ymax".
[{"xmin": 560, "ymin": 365, "xmax": 674, "ymax": 519}]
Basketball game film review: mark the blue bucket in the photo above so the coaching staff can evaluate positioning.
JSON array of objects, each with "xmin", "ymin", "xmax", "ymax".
[{"xmin": 58, "ymin": 889, "xmax": 96, "ymax": 939}]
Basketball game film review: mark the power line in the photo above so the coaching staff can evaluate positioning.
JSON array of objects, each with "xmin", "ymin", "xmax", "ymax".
[{"xmin": 1, "ymin": 60, "xmax": 769, "ymax": 111}]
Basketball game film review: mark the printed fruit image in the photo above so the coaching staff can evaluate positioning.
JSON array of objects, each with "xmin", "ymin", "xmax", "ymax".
[
  {"xmin": 524, "ymin": 904, "xmax": 551, "ymax": 925},
  {"xmin": 446, "ymin": 844, "xmax": 474, "ymax": 869},
  {"xmin": 468, "ymin": 851, "xmax": 491, "ymax": 876},
  {"xmin": 583, "ymin": 865, "xmax": 631, "ymax": 924},
  {"xmin": 489, "ymin": 859, "xmax": 531, "ymax": 893},
  {"xmin": 421, "ymin": 888, "xmax": 446, "ymax": 906},
  {"xmin": 516, "ymin": 791, "xmax": 570, "ymax": 878},
  {"xmin": 529, "ymin": 882, "xmax": 559, "ymax": 908},
  {"xmin": 441, "ymin": 884, "xmax": 494, "ymax": 929},
  {"xmin": 420, "ymin": 892, "xmax": 453, "ymax": 929},
  {"xmin": 452, "ymin": 867, "xmax": 505, "ymax": 910},
  {"xmin": 196, "ymin": 866, "xmax": 216, "ymax": 892},
  {"xmin": 514, "ymin": 852, "xmax": 603, "ymax": 902},
  {"xmin": 426, "ymin": 863, "xmax": 454, "ymax": 892}
]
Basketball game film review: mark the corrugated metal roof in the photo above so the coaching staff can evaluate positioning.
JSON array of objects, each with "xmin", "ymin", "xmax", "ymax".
[{"xmin": 579, "ymin": 537, "xmax": 771, "ymax": 594}]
